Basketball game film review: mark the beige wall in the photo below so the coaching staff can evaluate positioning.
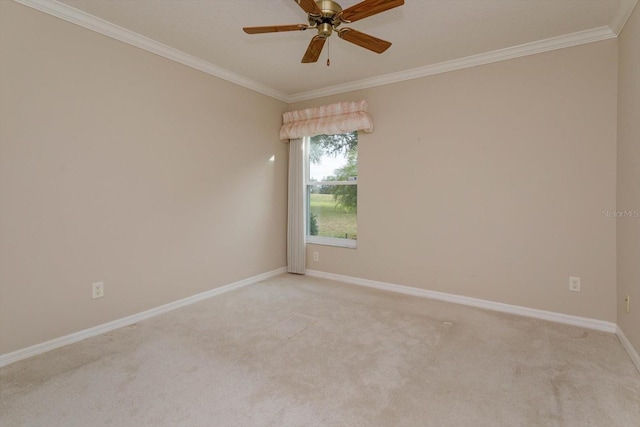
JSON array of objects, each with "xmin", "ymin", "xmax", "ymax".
[
  {"xmin": 0, "ymin": 0, "xmax": 628, "ymax": 358},
  {"xmin": 0, "ymin": 2, "xmax": 288, "ymax": 355},
  {"xmin": 617, "ymin": 4, "xmax": 640, "ymax": 355},
  {"xmin": 295, "ymin": 40, "xmax": 619, "ymax": 322}
]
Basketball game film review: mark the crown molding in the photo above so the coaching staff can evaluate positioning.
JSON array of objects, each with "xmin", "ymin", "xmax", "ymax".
[
  {"xmin": 13, "ymin": 0, "xmax": 290, "ymax": 103},
  {"xmin": 611, "ymin": 0, "xmax": 639, "ymax": 35},
  {"xmin": 288, "ymin": 26, "xmax": 617, "ymax": 102},
  {"xmin": 13, "ymin": 0, "xmax": 621, "ymax": 105}
]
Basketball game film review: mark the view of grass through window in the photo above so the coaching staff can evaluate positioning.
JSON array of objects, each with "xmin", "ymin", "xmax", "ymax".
[{"xmin": 307, "ymin": 132, "xmax": 357, "ymax": 241}]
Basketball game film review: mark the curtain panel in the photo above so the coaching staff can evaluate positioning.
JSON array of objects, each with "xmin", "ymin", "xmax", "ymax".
[
  {"xmin": 279, "ymin": 100, "xmax": 373, "ymax": 141},
  {"xmin": 287, "ymin": 138, "xmax": 306, "ymax": 274}
]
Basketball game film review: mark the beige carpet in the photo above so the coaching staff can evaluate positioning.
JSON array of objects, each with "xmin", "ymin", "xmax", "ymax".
[{"xmin": 1, "ymin": 274, "xmax": 639, "ymax": 426}]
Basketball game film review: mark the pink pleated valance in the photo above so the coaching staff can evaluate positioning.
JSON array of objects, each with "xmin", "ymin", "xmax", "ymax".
[{"xmin": 279, "ymin": 100, "xmax": 373, "ymax": 141}]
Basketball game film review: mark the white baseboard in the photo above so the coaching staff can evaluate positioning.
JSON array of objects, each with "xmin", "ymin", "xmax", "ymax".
[
  {"xmin": 0, "ymin": 267, "xmax": 286, "ymax": 368},
  {"xmin": 616, "ymin": 326, "xmax": 640, "ymax": 372},
  {"xmin": 307, "ymin": 269, "xmax": 640, "ymax": 372},
  {"xmin": 6, "ymin": 267, "xmax": 636, "ymax": 373},
  {"xmin": 306, "ymin": 270, "xmax": 617, "ymax": 333}
]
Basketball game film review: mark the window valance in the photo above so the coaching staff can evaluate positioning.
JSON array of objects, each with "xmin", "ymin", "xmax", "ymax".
[{"xmin": 279, "ymin": 100, "xmax": 373, "ymax": 141}]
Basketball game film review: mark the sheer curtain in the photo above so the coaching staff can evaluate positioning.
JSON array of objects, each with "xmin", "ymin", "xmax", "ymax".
[{"xmin": 281, "ymin": 101, "xmax": 373, "ymax": 274}]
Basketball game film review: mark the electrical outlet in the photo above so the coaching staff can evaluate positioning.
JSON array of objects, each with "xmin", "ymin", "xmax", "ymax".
[
  {"xmin": 313, "ymin": 251, "xmax": 319, "ymax": 262},
  {"xmin": 569, "ymin": 276, "xmax": 581, "ymax": 292},
  {"xmin": 625, "ymin": 295, "xmax": 630, "ymax": 313},
  {"xmin": 92, "ymin": 282, "xmax": 104, "ymax": 299}
]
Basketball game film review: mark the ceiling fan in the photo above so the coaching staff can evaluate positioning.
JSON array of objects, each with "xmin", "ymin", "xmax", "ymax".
[{"xmin": 243, "ymin": 0, "xmax": 405, "ymax": 63}]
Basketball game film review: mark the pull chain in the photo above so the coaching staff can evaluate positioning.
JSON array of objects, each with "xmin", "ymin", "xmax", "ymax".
[{"xmin": 326, "ymin": 37, "xmax": 331, "ymax": 66}]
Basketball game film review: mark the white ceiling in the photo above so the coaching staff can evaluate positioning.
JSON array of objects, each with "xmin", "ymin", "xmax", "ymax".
[{"xmin": 24, "ymin": 0, "xmax": 639, "ymax": 101}]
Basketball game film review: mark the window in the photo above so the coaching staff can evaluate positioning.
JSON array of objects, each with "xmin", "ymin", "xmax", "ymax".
[{"xmin": 306, "ymin": 132, "xmax": 357, "ymax": 248}]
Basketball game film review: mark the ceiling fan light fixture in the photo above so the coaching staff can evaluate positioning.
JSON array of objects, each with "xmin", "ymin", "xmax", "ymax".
[{"xmin": 318, "ymin": 22, "xmax": 333, "ymax": 38}]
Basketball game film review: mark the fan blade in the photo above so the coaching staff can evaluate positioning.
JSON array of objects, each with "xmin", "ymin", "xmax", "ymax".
[
  {"xmin": 302, "ymin": 35, "xmax": 326, "ymax": 63},
  {"xmin": 294, "ymin": 0, "xmax": 322, "ymax": 15},
  {"xmin": 337, "ymin": 28, "xmax": 391, "ymax": 53},
  {"xmin": 340, "ymin": 0, "xmax": 404, "ymax": 23},
  {"xmin": 243, "ymin": 24, "xmax": 309, "ymax": 34}
]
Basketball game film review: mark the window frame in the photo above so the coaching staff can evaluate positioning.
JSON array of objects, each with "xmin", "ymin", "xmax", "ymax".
[{"xmin": 304, "ymin": 135, "xmax": 358, "ymax": 249}]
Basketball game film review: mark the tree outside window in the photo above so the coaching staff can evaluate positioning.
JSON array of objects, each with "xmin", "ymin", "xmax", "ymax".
[{"xmin": 307, "ymin": 132, "xmax": 357, "ymax": 247}]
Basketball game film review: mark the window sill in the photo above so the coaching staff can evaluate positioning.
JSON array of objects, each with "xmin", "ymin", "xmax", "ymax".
[{"xmin": 306, "ymin": 236, "xmax": 357, "ymax": 249}]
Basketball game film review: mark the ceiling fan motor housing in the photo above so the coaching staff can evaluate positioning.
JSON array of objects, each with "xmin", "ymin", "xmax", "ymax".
[
  {"xmin": 309, "ymin": 0, "xmax": 343, "ymax": 37},
  {"xmin": 317, "ymin": 0, "xmax": 342, "ymax": 18}
]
